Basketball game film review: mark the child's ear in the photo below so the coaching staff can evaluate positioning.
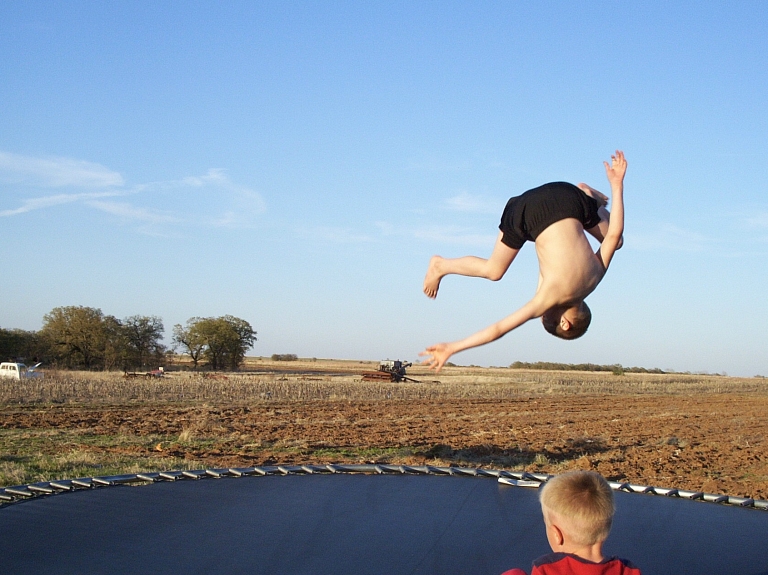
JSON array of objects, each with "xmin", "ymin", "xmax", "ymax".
[
  {"xmin": 559, "ymin": 317, "xmax": 571, "ymax": 331},
  {"xmin": 547, "ymin": 522, "xmax": 565, "ymax": 547},
  {"xmin": 552, "ymin": 524, "xmax": 564, "ymax": 546}
]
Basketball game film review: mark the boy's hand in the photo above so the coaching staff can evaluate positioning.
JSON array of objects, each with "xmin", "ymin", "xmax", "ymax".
[
  {"xmin": 419, "ymin": 343, "xmax": 453, "ymax": 372},
  {"xmin": 603, "ymin": 150, "xmax": 627, "ymax": 187}
]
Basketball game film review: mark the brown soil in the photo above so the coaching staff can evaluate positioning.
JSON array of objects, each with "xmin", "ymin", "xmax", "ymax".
[{"xmin": 3, "ymin": 394, "xmax": 767, "ymax": 499}]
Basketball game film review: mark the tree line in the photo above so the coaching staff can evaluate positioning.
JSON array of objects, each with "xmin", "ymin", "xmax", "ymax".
[
  {"xmin": 508, "ymin": 361, "xmax": 666, "ymax": 374},
  {"xmin": 0, "ymin": 306, "xmax": 256, "ymax": 371}
]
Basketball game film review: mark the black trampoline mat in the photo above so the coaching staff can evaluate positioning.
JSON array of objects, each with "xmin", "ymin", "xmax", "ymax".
[{"xmin": 1, "ymin": 473, "xmax": 767, "ymax": 575}]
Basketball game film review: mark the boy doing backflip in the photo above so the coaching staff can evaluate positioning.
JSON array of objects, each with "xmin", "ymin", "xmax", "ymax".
[
  {"xmin": 501, "ymin": 471, "xmax": 641, "ymax": 575},
  {"xmin": 421, "ymin": 151, "xmax": 627, "ymax": 372}
]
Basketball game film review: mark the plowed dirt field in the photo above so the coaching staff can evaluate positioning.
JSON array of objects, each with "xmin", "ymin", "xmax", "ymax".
[{"xmin": 3, "ymin": 391, "xmax": 767, "ymax": 499}]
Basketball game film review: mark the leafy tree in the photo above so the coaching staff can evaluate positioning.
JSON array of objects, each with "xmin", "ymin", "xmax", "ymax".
[
  {"xmin": 102, "ymin": 315, "xmax": 129, "ymax": 371},
  {"xmin": 0, "ymin": 328, "xmax": 48, "ymax": 363},
  {"xmin": 123, "ymin": 315, "xmax": 165, "ymax": 369},
  {"xmin": 41, "ymin": 306, "xmax": 113, "ymax": 369},
  {"xmin": 217, "ymin": 315, "xmax": 256, "ymax": 370},
  {"xmin": 172, "ymin": 318, "xmax": 207, "ymax": 369},
  {"xmin": 174, "ymin": 315, "xmax": 256, "ymax": 370}
]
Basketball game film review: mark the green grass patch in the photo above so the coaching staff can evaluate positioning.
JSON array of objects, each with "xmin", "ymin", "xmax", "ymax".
[{"xmin": 0, "ymin": 428, "xmax": 203, "ymax": 487}]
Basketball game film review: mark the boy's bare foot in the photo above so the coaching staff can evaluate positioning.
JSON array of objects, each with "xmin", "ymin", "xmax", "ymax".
[
  {"xmin": 577, "ymin": 182, "xmax": 608, "ymax": 207},
  {"xmin": 423, "ymin": 255, "xmax": 445, "ymax": 298}
]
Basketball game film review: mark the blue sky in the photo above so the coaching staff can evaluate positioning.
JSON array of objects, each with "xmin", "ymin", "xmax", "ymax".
[{"xmin": 1, "ymin": 2, "xmax": 767, "ymax": 376}]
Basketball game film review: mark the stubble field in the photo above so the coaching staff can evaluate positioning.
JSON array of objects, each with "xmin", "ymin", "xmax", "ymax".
[{"xmin": 1, "ymin": 358, "xmax": 767, "ymax": 500}]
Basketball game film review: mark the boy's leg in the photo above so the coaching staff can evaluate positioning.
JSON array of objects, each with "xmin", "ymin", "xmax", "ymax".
[
  {"xmin": 585, "ymin": 206, "xmax": 610, "ymax": 243},
  {"xmin": 585, "ymin": 206, "xmax": 623, "ymax": 249},
  {"xmin": 423, "ymin": 231, "xmax": 519, "ymax": 298},
  {"xmin": 578, "ymin": 183, "xmax": 623, "ymax": 248}
]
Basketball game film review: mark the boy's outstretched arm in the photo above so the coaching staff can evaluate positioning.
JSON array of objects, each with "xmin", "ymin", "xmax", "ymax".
[
  {"xmin": 595, "ymin": 150, "xmax": 627, "ymax": 270},
  {"xmin": 419, "ymin": 295, "xmax": 549, "ymax": 372}
]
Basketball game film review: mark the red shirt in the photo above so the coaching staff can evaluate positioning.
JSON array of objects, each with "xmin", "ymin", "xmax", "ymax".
[{"xmin": 502, "ymin": 552, "xmax": 642, "ymax": 575}]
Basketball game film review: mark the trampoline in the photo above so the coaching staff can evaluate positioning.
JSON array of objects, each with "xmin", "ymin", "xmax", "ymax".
[{"xmin": 1, "ymin": 464, "xmax": 767, "ymax": 575}]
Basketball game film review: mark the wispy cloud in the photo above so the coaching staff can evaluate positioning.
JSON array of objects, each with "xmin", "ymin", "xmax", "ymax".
[
  {"xmin": 0, "ymin": 151, "xmax": 124, "ymax": 188},
  {"xmin": 155, "ymin": 168, "xmax": 266, "ymax": 227},
  {"xmin": 746, "ymin": 211, "xmax": 768, "ymax": 229},
  {"xmin": 86, "ymin": 200, "xmax": 179, "ymax": 224},
  {"xmin": 413, "ymin": 225, "xmax": 496, "ymax": 247},
  {"xmin": 444, "ymin": 191, "xmax": 500, "ymax": 214},
  {"xmin": 372, "ymin": 220, "xmax": 496, "ymax": 248},
  {"xmin": 405, "ymin": 158, "xmax": 472, "ymax": 172},
  {"xmin": 0, "ymin": 151, "xmax": 266, "ymax": 230},
  {"xmin": 0, "ymin": 191, "xmax": 124, "ymax": 217},
  {"xmin": 626, "ymin": 224, "xmax": 708, "ymax": 252},
  {"xmin": 302, "ymin": 226, "xmax": 374, "ymax": 244}
]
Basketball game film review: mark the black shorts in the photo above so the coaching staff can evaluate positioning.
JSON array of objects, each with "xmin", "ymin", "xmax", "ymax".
[{"xmin": 498, "ymin": 182, "xmax": 601, "ymax": 249}]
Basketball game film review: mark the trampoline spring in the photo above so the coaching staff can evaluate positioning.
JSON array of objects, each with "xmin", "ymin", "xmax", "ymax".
[
  {"xmin": 251, "ymin": 467, "xmax": 268, "ymax": 476},
  {"xmin": 650, "ymin": 487, "xmax": 672, "ymax": 496},
  {"xmin": 3, "ymin": 487, "xmax": 33, "ymax": 498},
  {"xmin": 27, "ymin": 484, "xmax": 54, "ymax": 494},
  {"xmin": 49, "ymin": 481, "xmax": 72, "ymax": 491},
  {"xmin": 475, "ymin": 469, "xmax": 498, "ymax": 478},
  {"xmin": 159, "ymin": 472, "xmax": 182, "ymax": 481},
  {"xmin": 71, "ymin": 479, "xmax": 94, "ymax": 489},
  {"xmin": 521, "ymin": 472, "xmax": 544, "ymax": 483},
  {"xmin": 300, "ymin": 465, "xmax": 317, "ymax": 474},
  {"xmin": 731, "ymin": 497, "xmax": 755, "ymax": 507},
  {"xmin": 182, "ymin": 471, "xmax": 204, "ymax": 480},
  {"xmin": 92, "ymin": 477, "xmax": 113, "ymax": 486},
  {"xmin": 205, "ymin": 469, "xmax": 224, "ymax": 478},
  {"xmin": 135, "ymin": 474, "xmax": 158, "ymax": 483},
  {"xmin": 677, "ymin": 489, "xmax": 701, "ymax": 499}
]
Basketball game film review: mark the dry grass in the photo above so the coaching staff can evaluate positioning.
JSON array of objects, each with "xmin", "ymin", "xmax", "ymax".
[{"xmin": 0, "ymin": 362, "xmax": 765, "ymax": 405}]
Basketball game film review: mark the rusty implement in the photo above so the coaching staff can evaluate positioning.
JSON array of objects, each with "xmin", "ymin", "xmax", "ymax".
[{"xmin": 361, "ymin": 360, "xmax": 420, "ymax": 383}]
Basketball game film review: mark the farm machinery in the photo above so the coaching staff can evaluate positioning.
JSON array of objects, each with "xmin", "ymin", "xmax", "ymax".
[
  {"xmin": 361, "ymin": 360, "xmax": 419, "ymax": 383},
  {"xmin": 123, "ymin": 367, "xmax": 165, "ymax": 379}
]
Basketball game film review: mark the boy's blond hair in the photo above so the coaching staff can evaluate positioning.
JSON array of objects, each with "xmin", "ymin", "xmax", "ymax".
[{"xmin": 539, "ymin": 471, "xmax": 614, "ymax": 546}]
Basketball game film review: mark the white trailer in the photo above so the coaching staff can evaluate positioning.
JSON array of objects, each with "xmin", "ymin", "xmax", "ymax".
[{"xmin": 0, "ymin": 362, "xmax": 43, "ymax": 380}]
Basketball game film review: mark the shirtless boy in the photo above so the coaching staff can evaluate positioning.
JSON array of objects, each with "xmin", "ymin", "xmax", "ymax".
[{"xmin": 420, "ymin": 151, "xmax": 627, "ymax": 372}]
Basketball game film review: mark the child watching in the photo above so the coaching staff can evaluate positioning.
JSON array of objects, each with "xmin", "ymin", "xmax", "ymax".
[{"xmin": 502, "ymin": 471, "xmax": 641, "ymax": 575}]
